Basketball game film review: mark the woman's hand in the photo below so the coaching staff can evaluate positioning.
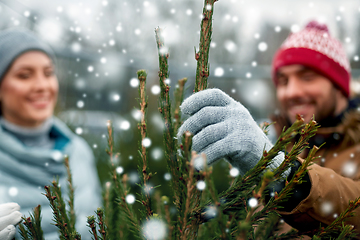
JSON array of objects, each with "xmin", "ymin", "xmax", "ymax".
[{"xmin": 0, "ymin": 203, "xmax": 21, "ymax": 240}]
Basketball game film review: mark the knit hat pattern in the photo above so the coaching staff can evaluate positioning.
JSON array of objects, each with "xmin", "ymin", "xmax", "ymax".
[
  {"xmin": 272, "ymin": 21, "xmax": 351, "ymax": 97},
  {"xmin": 0, "ymin": 29, "xmax": 55, "ymax": 83}
]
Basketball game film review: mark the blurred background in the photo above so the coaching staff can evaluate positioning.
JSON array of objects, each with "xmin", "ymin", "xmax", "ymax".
[{"xmin": 1, "ymin": 0, "xmax": 360, "ymax": 196}]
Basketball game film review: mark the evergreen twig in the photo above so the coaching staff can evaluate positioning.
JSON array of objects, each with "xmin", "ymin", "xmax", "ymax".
[
  {"xmin": 173, "ymin": 77, "xmax": 188, "ymax": 133},
  {"xmin": 19, "ymin": 205, "xmax": 44, "ymax": 240},
  {"xmin": 180, "ymin": 151, "xmax": 197, "ymax": 240},
  {"xmin": 96, "ymin": 208, "xmax": 107, "ymax": 240},
  {"xmin": 195, "ymin": 0, "xmax": 218, "ymax": 92},
  {"xmin": 87, "ymin": 216, "xmax": 98, "ymax": 240},
  {"xmin": 64, "ymin": 155, "xmax": 76, "ymax": 229},
  {"xmin": 155, "ymin": 27, "xmax": 180, "ymax": 209},
  {"xmin": 137, "ymin": 69, "xmax": 153, "ymax": 218},
  {"xmin": 106, "ymin": 121, "xmax": 141, "ymax": 239},
  {"xmin": 44, "ymin": 181, "xmax": 78, "ymax": 239},
  {"xmin": 313, "ymin": 196, "xmax": 360, "ymax": 239}
]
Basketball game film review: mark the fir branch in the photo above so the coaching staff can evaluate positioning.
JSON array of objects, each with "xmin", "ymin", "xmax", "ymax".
[
  {"xmin": 136, "ymin": 69, "xmax": 153, "ymax": 218},
  {"xmin": 19, "ymin": 205, "xmax": 44, "ymax": 240},
  {"xmin": 105, "ymin": 121, "xmax": 123, "ymax": 239},
  {"xmin": 87, "ymin": 216, "xmax": 98, "ymax": 240},
  {"xmin": 201, "ymin": 155, "xmax": 228, "ymax": 239},
  {"xmin": 107, "ymin": 182, "xmax": 121, "ymax": 240},
  {"xmin": 313, "ymin": 196, "xmax": 360, "ymax": 239},
  {"xmin": 195, "ymin": 0, "xmax": 218, "ymax": 92},
  {"xmin": 155, "ymin": 26, "xmax": 177, "ymax": 163},
  {"xmin": 155, "ymin": 27, "xmax": 181, "ymax": 213},
  {"xmin": 162, "ymin": 197, "xmax": 173, "ymax": 239},
  {"xmin": 103, "ymin": 182, "xmax": 110, "ymax": 236},
  {"xmin": 96, "ymin": 208, "xmax": 107, "ymax": 240},
  {"xmin": 44, "ymin": 181, "xmax": 78, "ymax": 239},
  {"xmin": 105, "ymin": 121, "xmax": 141, "ymax": 239},
  {"xmin": 19, "ymin": 223, "xmax": 30, "ymax": 240},
  {"xmin": 180, "ymin": 152, "xmax": 197, "ymax": 240},
  {"xmin": 106, "ymin": 120, "xmax": 115, "ymax": 166},
  {"xmin": 64, "ymin": 155, "xmax": 76, "ymax": 229},
  {"xmin": 173, "ymin": 77, "xmax": 188, "ymax": 133}
]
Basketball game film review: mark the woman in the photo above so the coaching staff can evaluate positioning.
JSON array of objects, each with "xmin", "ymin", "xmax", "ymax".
[{"xmin": 0, "ymin": 29, "xmax": 101, "ymax": 239}]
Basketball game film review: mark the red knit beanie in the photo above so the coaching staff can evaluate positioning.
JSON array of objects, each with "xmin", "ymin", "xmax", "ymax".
[{"xmin": 272, "ymin": 21, "xmax": 351, "ymax": 98}]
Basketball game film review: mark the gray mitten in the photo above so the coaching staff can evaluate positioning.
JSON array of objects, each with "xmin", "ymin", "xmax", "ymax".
[
  {"xmin": 178, "ymin": 88, "xmax": 289, "ymax": 177},
  {"xmin": 0, "ymin": 203, "xmax": 21, "ymax": 240}
]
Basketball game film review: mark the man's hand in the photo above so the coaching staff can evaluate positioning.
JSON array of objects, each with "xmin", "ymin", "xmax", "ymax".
[
  {"xmin": 178, "ymin": 88, "xmax": 289, "ymax": 176},
  {"xmin": 0, "ymin": 203, "xmax": 21, "ymax": 240}
]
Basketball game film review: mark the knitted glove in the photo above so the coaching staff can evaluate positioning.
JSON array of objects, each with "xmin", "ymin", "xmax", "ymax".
[
  {"xmin": 178, "ymin": 88, "xmax": 289, "ymax": 177},
  {"xmin": 0, "ymin": 203, "xmax": 21, "ymax": 240}
]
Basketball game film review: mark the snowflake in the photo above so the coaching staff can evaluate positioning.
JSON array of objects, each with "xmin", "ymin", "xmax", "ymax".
[
  {"xmin": 151, "ymin": 85, "xmax": 161, "ymax": 95},
  {"xmin": 196, "ymin": 180, "xmax": 206, "ymax": 190},
  {"xmin": 116, "ymin": 167, "xmax": 124, "ymax": 174},
  {"xmin": 130, "ymin": 78, "xmax": 139, "ymax": 88},
  {"xmin": 342, "ymin": 161, "xmax": 357, "ymax": 177},
  {"xmin": 258, "ymin": 42, "xmax": 268, "ymax": 52},
  {"xmin": 77, "ymin": 100, "xmax": 84, "ymax": 108},
  {"xmin": 120, "ymin": 121, "xmax": 130, "ymax": 130},
  {"xmin": 164, "ymin": 173, "xmax": 171, "ymax": 181},
  {"xmin": 8, "ymin": 187, "xmax": 18, "ymax": 197},
  {"xmin": 321, "ymin": 201, "xmax": 333, "ymax": 215},
  {"xmin": 230, "ymin": 168, "xmax": 239, "ymax": 177},
  {"xmin": 214, "ymin": 67, "xmax": 224, "ymax": 77},
  {"xmin": 248, "ymin": 198, "xmax": 258, "ymax": 208},
  {"xmin": 126, "ymin": 194, "xmax": 136, "ymax": 204},
  {"xmin": 143, "ymin": 219, "xmax": 167, "ymax": 240},
  {"xmin": 142, "ymin": 138, "xmax": 152, "ymax": 148}
]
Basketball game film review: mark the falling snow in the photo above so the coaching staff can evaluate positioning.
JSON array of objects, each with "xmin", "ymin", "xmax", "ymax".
[
  {"xmin": 8, "ymin": 187, "xmax": 18, "ymax": 197},
  {"xmin": 248, "ymin": 198, "xmax": 258, "ymax": 208},
  {"xmin": 77, "ymin": 100, "xmax": 85, "ymax": 108},
  {"xmin": 151, "ymin": 85, "xmax": 161, "ymax": 95},
  {"xmin": 151, "ymin": 147, "xmax": 163, "ymax": 160},
  {"xmin": 214, "ymin": 67, "xmax": 224, "ymax": 77},
  {"xmin": 126, "ymin": 194, "xmax": 136, "ymax": 204},
  {"xmin": 75, "ymin": 127, "xmax": 83, "ymax": 135},
  {"xmin": 164, "ymin": 173, "xmax": 171, "ymax": 181},
  {"xmin": 142, "ymin": 138, "xmax": 152, "ymax": 148},
  {"xmin": 342, "ymin": 161, "xmax": 357, "ymax": 177},
  {"xmin": 196, "ymin": 180, "xmax": 206, "ymax": 190},
  {"xmin": 230, "ymin": 168, "xmax": 240, "ymax": 177},
  {"xmin": 120, "ymin": 121, "xmax": 131, "ymax": 130},
  {"xmin": 143, "ymin": 219, "xmax": 167, "ymax": 240},
  {"xmin": 116, "ymin": 166, "xmax": 124, "ymax": 174},
  {"xmin": 203, "ymin": 206, "xmax": 218, "ymax": 219},
  {"xmin": 258, "ymin": 42, "xmax": 268, "ymax": 52},
  {"xmin": 130, "ymin": 78, "xmax": 140, "ymax": 88},
  {"xmin": 51, "ymin": 151, "xmax": 63, "ymax": 161},
  {"xmin": 193, "ymin": 155, "xmax": 206, "ymax": 170},
  {"xmin": 321, "ymin": 201, "xmax": 333, "ymax": 215}
]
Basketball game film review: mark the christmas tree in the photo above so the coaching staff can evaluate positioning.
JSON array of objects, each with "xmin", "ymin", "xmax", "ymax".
[{"xmin": 19, "ymin": 0, "xmax": 360, "ymax": 239}]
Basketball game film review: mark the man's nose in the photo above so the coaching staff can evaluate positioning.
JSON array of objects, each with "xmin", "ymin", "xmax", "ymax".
[{"xmin": 284, "ymin": 78, "xmax": 304, "ymax": 99}]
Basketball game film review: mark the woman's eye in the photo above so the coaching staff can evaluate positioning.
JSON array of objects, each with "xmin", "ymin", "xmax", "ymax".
[
  {"xmin": 17, "ymin": 73, "xmax": 31, "ymax": 79},
  {"xmin": 45, "ymin": 71, "xmax": 54, "ymax": 77}
]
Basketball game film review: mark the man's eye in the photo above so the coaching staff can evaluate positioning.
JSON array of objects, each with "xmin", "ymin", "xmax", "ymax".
[
  {"xmin": 301, "ymin": 74, "xmax": 316, "ymax": 81},
  {"xmin": 277, "ymin": 77, "xmax": 287, "ymax": 86}
]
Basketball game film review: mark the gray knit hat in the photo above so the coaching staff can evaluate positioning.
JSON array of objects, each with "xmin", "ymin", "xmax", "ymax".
[{"xmin": 0, "ymin": 29, "xmax": 55, "ymax": 82}]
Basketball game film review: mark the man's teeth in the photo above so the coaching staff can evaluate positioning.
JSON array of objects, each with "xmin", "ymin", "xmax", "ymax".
[{"xmin": 291, "ymin": 104, "xmax": 308, "ymax": 110}]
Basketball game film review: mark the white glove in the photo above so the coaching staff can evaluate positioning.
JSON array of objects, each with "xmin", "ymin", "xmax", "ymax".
[
  {"xmin": 0, "ymin": 203, "xmax": 21, "ymax": 240},
  {"xmin": 178, "ymin": 88, "xmax": 289, "ymax": 176}
]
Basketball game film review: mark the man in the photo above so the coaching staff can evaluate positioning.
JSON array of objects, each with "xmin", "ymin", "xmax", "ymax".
[{"xmin": 178, "ymin": 20, "xmax": 360, "ymax": 237}]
